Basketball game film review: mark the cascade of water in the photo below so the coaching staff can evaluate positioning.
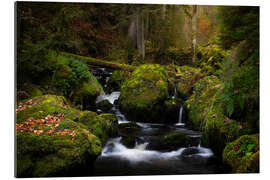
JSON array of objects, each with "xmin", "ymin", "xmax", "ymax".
[
  {"xmin": 95, "ymin": 91, "xmax": 120, "ymax": 104},
  {"xmin": 178, "ymin": 106, "xmax": 183, "ymax": 124},
  {"xmin": 172, "ymin": 85, "xmax": 177, "ymax": 99},
  {"xmin": 175, "ymin": 106, "xmax": 185, "ymax": 126}
]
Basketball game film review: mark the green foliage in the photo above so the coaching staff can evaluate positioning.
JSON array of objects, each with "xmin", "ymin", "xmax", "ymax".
[
  {"xmin": 218, "ymin": 41, "xmax": 259, "ymax": 133},
  {"xmin": 218, "ymin": 6, "xmax": 259, "ymax": 50},
  {"xmin": 223, "ymin": 134, "xmax": 259, "ymax": 173},
  {"xmin": 196, "ymin": 44, "xmax": 229, "ymax": 76}
]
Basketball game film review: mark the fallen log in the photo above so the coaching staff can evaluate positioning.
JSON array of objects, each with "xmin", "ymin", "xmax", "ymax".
[{"xmin": 60, "ymin": 52, "xmax": 136, "ymax": 71}]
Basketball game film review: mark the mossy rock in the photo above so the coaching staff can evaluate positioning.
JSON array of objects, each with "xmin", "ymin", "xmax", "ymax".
[
  {"xmin": 96, "ymin": 99, "xmax": 113, "ymax": 112},
  {"xmin": 118, "ymin": 122, "xmax": 142, "ymax": 129},
  {"xmin": 16, "ymin": 95, "xmax": 80, "ymax": 123},
  {"xmin": 119, "ymin": 64, "xmax": 170, "ymax": 123},
  {"xmin": 71, "ymin": 79, "xmax": 104, "ymax": 110},
  {"xmin": 120, "ymin": 136, "xmax": 137, "ymax": 148},
  {"xmin": 78, "ymin": 112, "xmax": 118, "ymax": 143},
  {"xmin": 16, "ymin": 95, "xmax": 117, "ymax": 177},
  {"xmin": 185, "ymin": 76, "xmax": 243, "ymax": 156},
  {"xmin": 147, "ymin": 132, "xmax": 190, "ymax": 151},
  {"xmin": 28, "ymin": 87, "xmax": 43, "ymax": 98},
  {"xmin": 16, "ymin": 130, "xmax": 102, "ymax": 177},
  {"xmin": 223, "ymin": 134, "xmax": 259, "ymax": 173}
]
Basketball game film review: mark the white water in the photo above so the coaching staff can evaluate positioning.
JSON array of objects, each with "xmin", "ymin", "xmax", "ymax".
[
  {"xmin": 101, "ymin": 137, "xmax": 213, "ymax": 164},
  {"xmin": 113, "ymin": 106, "xmax": 129, "ymax": 124},
  {"xmin": 172, "ymin": 86, "xmax": 177, "ymax": 99},
  {"xmin": 96, "ymin": 91, "xmax": 120, "ymax": 104},
  {"xmin": 175, "ymin": 106, "xmax": 185, "ymax": 126}
]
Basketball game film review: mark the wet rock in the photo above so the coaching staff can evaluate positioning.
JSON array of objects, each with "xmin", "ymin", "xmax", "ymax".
[
  {"xmin": 96, "ymin": 99, "xmax": 113, "ymax": 112},
  {"xmin": 181, "ymin": 147, "xmax": 200, "ymax": 156},
  {"xmin": 147, "ymin": 132, "xmax": 190, "ymax": 151}
]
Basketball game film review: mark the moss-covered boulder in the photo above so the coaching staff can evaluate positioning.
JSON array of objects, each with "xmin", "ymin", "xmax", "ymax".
[
  {"xmin": 185, "ymin": 76, "xmax": 243, "ymax": 156},
  {"xmin": 16, "ymin": 95, "xmax": 117, "ymax": 177},
  {"xmin": 119, "ymin": 64, "xmax": 170, "ymax": 123},
  {"xmin": 147, "ymin": 132, "xmax": 190, "ymax": 151},
  {"xmin": 78, "ymin": 112, "xmax": 118, "ymax": 143},
  {"xmin": 16, "ymin": 95, "xmax": 80, "ymax": 123},
  {"xmin": 118, "ymin": 122, "xmax": 142, "ymax": 129},
  {"xmin": 96, "ymin": 99, "xmax": 113, "ymax": 112},
  {"xmin": 28, "ymin": 87, "xmax": 43, "ymax": 98},
  {"xmin": 70, "ymin": 77, "xmax": 104, "ymax": 110},
  {"xmin": 120, "ymin": 136, "xmax": 137, "ymax": 148},
  {"xmin": 223, "ymin": 134, "xmax": 259, "ymax": 173}
]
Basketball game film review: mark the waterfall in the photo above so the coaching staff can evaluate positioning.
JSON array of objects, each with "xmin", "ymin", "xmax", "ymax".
[
  {"xmin": 175, "ymin": 106, "xmax": 185, "ymax": 126},
  {"xmin": 172, "ymin": 86, "xmax": 177, "ymax": 99},
  {"xmin": 178, "ymin": 106, "xmax": 183, "ymax": 124}
]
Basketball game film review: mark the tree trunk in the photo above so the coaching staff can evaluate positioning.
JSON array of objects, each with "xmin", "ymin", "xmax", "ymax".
[
  {"xmin": 128, "ymin": 14, "xmax": 137, "ymax": 48},
  {"xmin": 192, "ymin": 5, "xmax": 197, "ymax": 63},
  {"xmin": 136, "ymin": 10, "xmax": 145, "ymax": 59}
]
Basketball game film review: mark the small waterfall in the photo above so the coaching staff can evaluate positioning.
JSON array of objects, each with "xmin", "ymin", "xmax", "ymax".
[
  {"xmin": 175, "ymin": 106, "xmax": 185, "ymax": 126},
  {"xmin": 96, "ymin": 91, "xmax": 120, "ymax": 104},
  {"xmin": 172, "ymin": 85, "xmax": 177, "ymax": 99}
]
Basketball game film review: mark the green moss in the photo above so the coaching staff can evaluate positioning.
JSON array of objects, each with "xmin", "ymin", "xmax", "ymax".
[
  {"xmin": 60, "ymin": 51, "xmax": 136, "ymax": 71},
  {"xmin": 175, "ymin": 66, "xmax": 202, "ymax": 97},
  {"xmin": 223, "ymin": 134, "xmax": 259, "ymax": 173},
  {"xmin": 185, "ymin": 76, "xmax": 243, "ymax": 155},
  {"xmin": 119, "ymin": 64, "xmax": 170, "ymax": 122},
  {"xmin": 163, "ymin": 132, "xmax": 190, "ymax": 147},
  {"xmin": 16, "ymin": 95, "xmax": 116, "ymax": 177},
  {"xmin": 17, "ymin": 95, "xmax": 66, "ymax": 123},
  {"xmin": 121, "ymin": 136, "xmax": 136, "ymax": 148},
  {"xmin": 28, "ymin": 88, "xmax": 43, "ymax": 98},
  {"xmin": 96, "ymin": 99, "xmax": 113, "ymax": 112},
  {"xmin": 149, "ymin": 132, "xmax": 191, "ymax": 151},
  {"xmin": 78, "ymin": 112, "xmax": 117, "ymax": 143},
  {"xmin": 118, "ymin": 122, "xmax": 141, "ymax": 129},
  {"xmin": 71, "ymin": 79, "xmax": 104, "ymax": 110},
  {"xmin": 108, "ymin": 70, "xmax": 130, "ymax": 90}
]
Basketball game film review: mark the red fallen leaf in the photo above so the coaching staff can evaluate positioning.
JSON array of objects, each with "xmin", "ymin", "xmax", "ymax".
[
  {"xmin": 35, "ymin": 120, "xmax": 41, "ymax": 124},
  {"xmin": 47, "ymin": 129, "xmax": 55, "ymax": 134}
]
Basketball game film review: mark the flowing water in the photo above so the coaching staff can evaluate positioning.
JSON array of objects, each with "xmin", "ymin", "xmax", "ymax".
[{"xmin": 92, "ymin": 68, "xmax": 225, "ymax": 176}]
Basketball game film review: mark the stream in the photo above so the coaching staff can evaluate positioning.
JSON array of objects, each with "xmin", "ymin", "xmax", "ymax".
[{"xmin": 91, "ymin": 67, "xmax": 225, "ymax": 176}]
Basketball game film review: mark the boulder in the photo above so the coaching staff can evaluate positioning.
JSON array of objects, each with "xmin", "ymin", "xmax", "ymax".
[
  {"xmin": 96, "ymin": 99, "xmax": 113, "ymax": 112},
  {"xmin": 16, "ymin": 95, "xmax": 117, "ymax": 177},
  {"xmin": 223, "ymin": 134, "xmax": 259, "ymax": 173},
  {"xmin": 119, "ymin": 64, "xmax": 170, "ymax": 123},
  {"xmin": 147, "ymin": 132, "xmax": 190, "ymax": 151}
]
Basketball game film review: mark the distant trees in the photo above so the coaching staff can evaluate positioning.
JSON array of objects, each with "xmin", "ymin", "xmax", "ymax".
[{"xmin": 218, "ymin": 6, "xmax": 259, "ymax": 50}]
